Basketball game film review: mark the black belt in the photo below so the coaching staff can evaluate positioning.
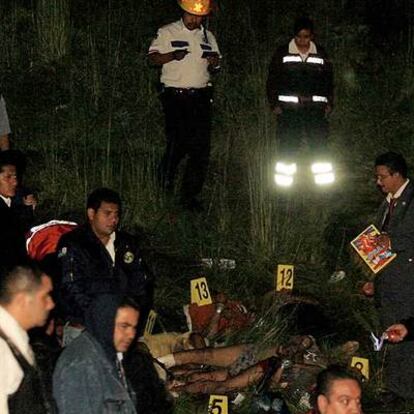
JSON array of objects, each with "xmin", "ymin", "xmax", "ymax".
[{"xmin": 164, "ymin": 87, "xmax": 210, "ymax": 96}]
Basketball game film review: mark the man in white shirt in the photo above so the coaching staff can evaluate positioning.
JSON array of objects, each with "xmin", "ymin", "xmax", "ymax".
[
  {"xmin": 0, "ymin": 263, "xmax": 55, "ymax": 413},
  {"xmin": 148, "ymin": 0, "xmax": 221, "ymax": 211},
  {"xmin": 372, "ymin": 152, "xmax": 414, "ymax": 402}
]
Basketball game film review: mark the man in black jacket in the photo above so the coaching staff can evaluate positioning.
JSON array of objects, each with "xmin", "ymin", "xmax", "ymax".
[
  {"xmin": 372, "ymin": 152, "xmax": 414, "ymax": 401},
  {"xmin": 0, "ymin": 151, "xmax": 34, "ymax": 268},
  {"xmin": 57, "ymin": 188, "xmax": 153, "ymax": 337}
]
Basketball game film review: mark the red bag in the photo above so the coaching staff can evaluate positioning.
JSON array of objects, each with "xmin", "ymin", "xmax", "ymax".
[{"xmin": 26, "ymin": 220, "xmax": 78, "ymax": 261}]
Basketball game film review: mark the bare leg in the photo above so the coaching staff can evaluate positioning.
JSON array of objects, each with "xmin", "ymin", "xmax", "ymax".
[
  {"xmin": 187, "ymin": 369, "xmax": 229, "ymax": 383},
  {"xmin": 174, "ymin": 344, "xmax": 251, "ymax": 368},
  {"xmin": 175, "ymin": 365, "xmax": 283, "ymax": 394}
]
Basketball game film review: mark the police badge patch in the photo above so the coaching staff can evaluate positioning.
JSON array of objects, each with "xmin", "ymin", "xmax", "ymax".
[
  {"xmin": 58, "ymin": 247, "xmax": 67, "ymax": 258},
  {"xmin": 124, "ymin": 251, "xmax": 134, "ymax": 264}
]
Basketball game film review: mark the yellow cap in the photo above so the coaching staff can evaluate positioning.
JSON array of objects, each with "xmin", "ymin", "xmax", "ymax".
[{"xmin": 178, "ymin": 0, "xmax": 211, "ymax": 16}]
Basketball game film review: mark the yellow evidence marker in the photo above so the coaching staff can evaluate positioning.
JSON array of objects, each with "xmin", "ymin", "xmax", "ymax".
[
  {"xmin": 351, "ymin": 356, "xmax": 369, "ymax": 380},
  {"xmin": 191, "ymin": 277, "xmax": 213, "ymax": 306},
  {"xmin": 144, "ymin": 310, "xmax": 157, "ymax": 336},
  {"xmin": 208, "ymin": 395, "xmax": 228, "ymax": 414},
  {"xmin": 276, "ymin": 264, "xmax": 294, "ymax": 292}
]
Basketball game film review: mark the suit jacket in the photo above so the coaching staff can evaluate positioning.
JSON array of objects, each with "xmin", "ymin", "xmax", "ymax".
[
  {"xmin": 374, "ymin": 180, "xmax": 414, "ymax": 325},
  {"xmin": 0, "ymin": 198, "xmax": 30, "ymax": 268}
]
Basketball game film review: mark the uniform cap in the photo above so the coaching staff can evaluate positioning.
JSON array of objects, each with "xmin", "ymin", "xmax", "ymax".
[{"xmin": 178, "ymin": 0, "xmax": 211, "ymax": 16}]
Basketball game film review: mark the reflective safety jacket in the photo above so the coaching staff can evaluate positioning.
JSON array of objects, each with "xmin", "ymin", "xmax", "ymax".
[{"xmin": 266, "ymin": 42, "xmax": 333, "ymax": 110}]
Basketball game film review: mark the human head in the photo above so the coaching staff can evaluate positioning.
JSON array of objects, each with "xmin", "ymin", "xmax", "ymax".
[
  {"xmin": 85, "ymin": 295, "xmax": 140, "ymax": 358},
  {"xmin": 316, "ymin": 365, "xmax": 362, "ymax": 414},
  {"xmin": 0, "ymin": 151, "xmax": 19, "ymax": 198},
  {"xmin": 179, "ymin": 0, "xmax": 210, "ymax": 30},
  {"xmin": 293, "ymin": 16, "xmax": 314, "ymax": 50},
  {"xmin": 86, "ymin": 188, "xmax": 122, "ymax": 240},
  {"xmin": 178, "ymin": 0, "xmax": 210, "ymax": 16},
  {"xmin": 0, "ymin": 263, "xmax": 55, "ymax": 330},
  {"xmin": 374, "ymin": 152, "xmax": 408, "ymax": 195},
  {"xmin": 113, "ymin": 297, "xmax": 140, "ymax": 353}
]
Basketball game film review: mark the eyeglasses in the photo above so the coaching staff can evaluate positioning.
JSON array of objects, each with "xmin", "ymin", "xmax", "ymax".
[{"xmin": 375, "ymin": 174, "xmax": 394, "ymax": 182}]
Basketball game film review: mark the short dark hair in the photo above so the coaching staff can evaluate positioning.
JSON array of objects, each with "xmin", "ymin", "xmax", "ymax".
[
  {"xmin": 316, "ymin": 365, "xmax": 361, "ymax": 398},
  {"xmin": 0, "ymin": 263, "xmax": 46, "ymax": 305},
  {"xmin": 375, "ymin": 152, "xmax": 408, "ymax": 178},
  {"xmin": 86, "ymin": 188, "xmax": 122, "ymax": 212},
  {"xmin": 294, "ymin": 16, "xmax": 314, "ymax": 36},
  {"xmin": 0, "ymin": 150, "xmax": 26, "ymax": 175},
  {"xmin": 119, "ymin": 296, "xmax": 140, "ymax": 313}
]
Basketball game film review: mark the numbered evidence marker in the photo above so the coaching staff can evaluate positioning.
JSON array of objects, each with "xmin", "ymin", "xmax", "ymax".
[
  {"xmin": 351, "ymin": 357, "xmax": 369, "ymax": 380},
  {"xmin": 191, "ymin": 277, "xmax": 213, "ymax": 306},
  {"xmin": 144, "ymin": 310, "xmax": 157, "ymax": 336},
  {"xmin": 208, "ymin": 395, "xmax": 228, "ymax": 414},
  {"xmin": 276, "ymin": 264, "xmax": 294, "ymax": 292}
]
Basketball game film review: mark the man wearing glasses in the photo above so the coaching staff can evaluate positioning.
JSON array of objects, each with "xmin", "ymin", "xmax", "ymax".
[{"xmin": 372, "ymin": 151, "xmax": 414, "ymax": 403}]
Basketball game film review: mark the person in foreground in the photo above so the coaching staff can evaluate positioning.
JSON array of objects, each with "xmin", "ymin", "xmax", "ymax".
[
  {"xmin": 372, "ymin": 152, "xmax": 414, "ymax": 401},
  {"xmin": 0, "ymin": 263, "xmax": 55, "ymax": 414},
  {"xmin": 313, "ymin": 365, "xmax": 362, "ymax": 414},
  {"xmin": 53, "ymin": 295, "xmax": 139, "ymax": 414}
]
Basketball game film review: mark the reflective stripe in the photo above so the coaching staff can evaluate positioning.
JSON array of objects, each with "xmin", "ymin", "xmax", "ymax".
[
  {"xmin": 278, "ymin": 95, "xmax": 299, "ymax": 103},
  {"xmin": 312, "ymin": 95, "xmax": 328, "ymax": 103},
  {"xmin": 307, "ymin": 57, "xmax": 324, "ymax": 64},
  {"xmin": 283, "ymin": 55, "xmax": 302, "ymax": 63},
  {"xmin": 275, "ymin": 162, "xmax": 297, "ymax": 175}
]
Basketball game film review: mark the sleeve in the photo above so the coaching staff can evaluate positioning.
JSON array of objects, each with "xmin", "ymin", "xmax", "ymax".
[
  {"xmin": 58, "ymin": 241, "xmax": 92, "ymax": 320},
  {"xmin": 319, "ymin": 46, "xmax": 334, "ymax": 106},
  {"xmin": 266, "ymin": 47, "xmax": 284, "ymax": 109},
  {"xmin": 208, "ymin": 31, "xmax": 221, "ymax": 57},
  {"xmin": 53, "ymin": 359, "xmax": 102, "ymax": 414},
  {"xmin": 148, "ymin": 27, "xmax": 169, "ymax": 55},
  {"xmin": 0, "ymin": 95, "xmax": 11, "ymax": 136},
  {"xmin": 387, "ymin": 197, "xmax": 414, "ymax": 252}
]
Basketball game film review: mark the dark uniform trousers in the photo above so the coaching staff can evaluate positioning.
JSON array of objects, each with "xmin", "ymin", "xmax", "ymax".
[
  {"xmin": 159, "ymin": 87, "xmax": 212, "ymax": 201},
  {"xmin": 277, "ymin": 104, "xmax": 328, "ymax": 159}
]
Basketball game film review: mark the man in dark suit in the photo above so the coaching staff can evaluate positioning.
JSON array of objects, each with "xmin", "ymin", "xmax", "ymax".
[
  {"xmin": 0, "ymin": 151, "xmax": 33, "ymax": 267},
  {"xmin": 373, "ymin": 152, "xmax": 414, "ymax": 401}
]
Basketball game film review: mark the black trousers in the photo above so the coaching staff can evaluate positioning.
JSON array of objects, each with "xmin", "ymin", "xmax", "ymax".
[
  {"xmin": 159, "ymin": 87, "xmax": 212, "ymax": 201},
  {"xmin": 277, "ymin": 105, "xmax": 329, "ymax": 159}
]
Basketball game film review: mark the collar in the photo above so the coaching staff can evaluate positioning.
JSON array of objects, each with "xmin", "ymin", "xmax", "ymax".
[
  {"xmin": 0, "ymin": 194, "xmax": 11, "ymax": 207},
  {"xmin": 0, "ymin": 305, "xmax": 33, "ymax": 364},
  {"xmin": 387, "ymin": 178, "xmax": 410, "ymax": 202},
  {"xmin": 288, "ymin": 38, "xmax": 317, "ymax": 56}
]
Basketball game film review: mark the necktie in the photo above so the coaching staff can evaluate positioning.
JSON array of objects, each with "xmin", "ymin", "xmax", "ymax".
[
  {"xmin": 116, "ymin": 358, "xmax": 128, "ymax": 391},
  {"xmin": 382, "ymin": 198, "xmax": 396, "ymax": 231}
]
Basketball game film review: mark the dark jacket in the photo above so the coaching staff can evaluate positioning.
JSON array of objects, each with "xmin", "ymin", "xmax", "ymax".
[
  {"xmin": 57, "ymin": 224, "xmax": 153, "ymax": 324},
  {"xmin": 53, "ymin": 295, "xmax": 137, "ymax": 414},
  {"xmin": 0, "ymin": 197, "xmax": 32, "ymax": 267},
  {"xmin": 374, "ymin": 181, "xmax": 414, "ymax": 325},
  {"xmin": 266, "ymin": 42, "xmax": 333, "ymax": 110}
]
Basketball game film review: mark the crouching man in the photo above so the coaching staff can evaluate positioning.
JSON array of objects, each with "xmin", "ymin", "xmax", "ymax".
[{"xmin": 53, "ymin": 295, "xmax": 139, "ymax": 414}]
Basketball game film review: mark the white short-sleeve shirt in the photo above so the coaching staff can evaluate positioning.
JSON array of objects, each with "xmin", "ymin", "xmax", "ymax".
[{"xmin": 148, "ymin": 19, "xmax": 220, "ymax": 88}]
